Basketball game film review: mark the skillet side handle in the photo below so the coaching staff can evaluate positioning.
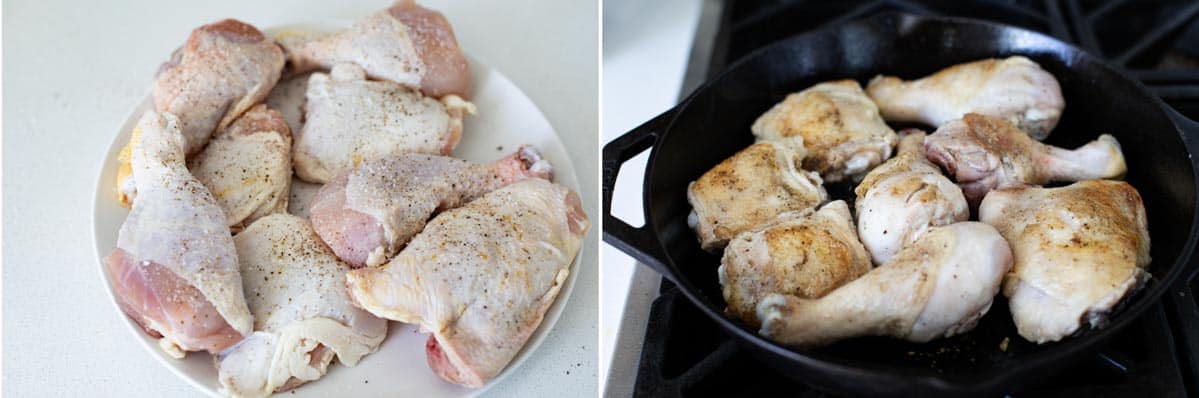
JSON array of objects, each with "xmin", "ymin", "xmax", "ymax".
[{"xmin": 602, "ymin": 110, "xmax": 679, "ymax": 283}]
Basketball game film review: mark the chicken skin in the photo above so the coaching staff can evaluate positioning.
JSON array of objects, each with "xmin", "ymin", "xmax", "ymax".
[
  {"xmin": 117, "ymin": 19, "xmax": 285, "ymax": 206},
  {"xmin": 217, "ymin": 215, "xmax": 387, "ymax": 397},
  {"xmin": 867, "ymin": 56, "xmax": 1064, "ymax": 140},
  {"xmin": 757, "ymin": 222, "xmax": 1012, "ymax": 347},
  {"xmin": 855, "ymin": 130, "xmax": 968, "ymax": 265},
  {"xmin": 293, "ymin": 63, "xmax": 475, "ymax": 183},
  {"xmin": 924, "ymin": 113, "xmax": 1126, "ymax": 206},
  {"xmin": 979, "ymin": 180, "xmax": 1150, "ymax": 343},
  {"xmin": 751, "ymin": 80, "xmax": 898, "ymax": 182},
  {"xmin": 310, "ymin": 146, "xmax": 552, "ymax": 268},
  {"xmin": 687, "ymin": 141, "xmax": 827, "ymax": 251},
  {"xmin": 103, "ymin": 111, "xmax": 252, "ymax": 358},
  {"xmin": 718, "ymin": 201, "xmax": 871, "ymax": 327},
  {"xmin": 346, "ymin": 179, "xmax": 588, "ymax": 387},
  {"xmin": 279, "ymin": 0, "xmax": 471, "ymax": 99},
  {"xmin": 189, "ymin": 105, "xmax": 292, "ymax": 232}
]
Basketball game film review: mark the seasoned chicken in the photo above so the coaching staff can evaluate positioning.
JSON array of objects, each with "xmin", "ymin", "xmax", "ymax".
[
  {"xmin": 117, "ymin": 19, "xmax": 285, "ymax": 206},
  {"xmin": 687, "ymin": 141, "xmax": 827, "ymax": 251},
  {"xmin": 925, "ymin": 114, "xmax": 1126, "ymax": 206},
  {"xmin": 854, "ymin": 130, "xmax": 968, "ymax": 265},
  {"xmin": 293, "ymin": 63, "xmax": 475, "ymax": 183},
  {"xmin": 718, "ymin": 201, "xmax": 871, "ymax": 327},
  {"xmin": 216, "ymin": 214, "xmax": 387, "ymax": 397},
  {"xmin": 310, "ymin": 146, "xmax": 552, "ymax": 268},
  {"xmin": 279, "ymin": 0, "xmax": 471, "ymax": 99},
  {"xmin": 103, "ymin": 111, "xmax": 252, "ymax": 358},
  {"xmin": 757, "ymin": 222, "xmax": 1012, "ymax": 347},
  {"xmin": 189, "ymin": 105, "xmax": 292, "ymax": 232},
  {"xmin": 346, "ymin": 179, "xmax": 589, "ymax": 387},
  {"xmin": 867, "ymin": 56, "xmax": 1064, "ymax": 140},
  {"xmin": 979, "ymin": 180, "xmax": 1150, "ymax": 343},
  {"xmin": 751, "ymin": 80, "xmax": 898, "ymax": 182}
]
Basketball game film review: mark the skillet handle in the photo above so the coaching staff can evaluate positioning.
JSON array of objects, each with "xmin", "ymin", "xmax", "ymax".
[{"xmin": 602, "ymin": 110, "xmax": 679, "ymax": 283}]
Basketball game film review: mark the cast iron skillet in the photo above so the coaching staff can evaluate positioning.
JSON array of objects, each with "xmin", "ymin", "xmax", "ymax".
[{"xmin": 602, "ymin": 13, "xmax": 1199, "ymax": 397}]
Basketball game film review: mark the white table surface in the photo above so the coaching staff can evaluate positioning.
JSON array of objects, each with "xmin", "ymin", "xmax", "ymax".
[
  {"xmin": 600, "ymin": 0, "xmax": 701, "ymax": 396},
  {"xmin": 1, "ymin": 0, "xmax": 598, "ymax": 397}
]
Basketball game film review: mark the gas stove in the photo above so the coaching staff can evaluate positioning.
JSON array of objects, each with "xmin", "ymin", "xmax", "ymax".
[{"xmin": 632, "ymin": 1, "xmax": 1199, "ymax": 396}]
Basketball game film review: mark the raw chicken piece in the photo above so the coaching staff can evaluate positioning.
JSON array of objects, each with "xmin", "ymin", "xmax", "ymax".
[
  {"xmin": 924, "ymin": 113, "xmax": 1126, "ymax": 206},
  {"xmin": 189, "ymin": 105, "xmax": 292, "ymax": 232},
  {"xmin": 310, "ymin": 146, "xmax": 552, "ymax": 268},
  {"xmin": 718, "ymin": 201, "xmax": 871, "ymax": 327},
  {"xmin": 346, "ymin": 179, "xmax": 589, "ymax": 387},
  {"xmin": 117, "ymin": 19, "xmax": 285, "ymax": 206},
  {"xmin": 757, "ymin": 222, "xmax": 1012, "ymax": 347},
  {"xmin": 279, "ymin": 0, "xmax": 471, "ymax": 99},
  {"xmin": 854, "ymin": 130, "xmax": 968, "ymax": 265},
  {"xmin": 216, "ymin": 214, "xmax": 387, "ymax": 397},
  {"xmin": 687, "ymin": 141, "xmax": 828, "ymax": 251},
  {"xmin": 751, "ymin": 80, "xmax": 898, "ymax": 182},
  {"xmin": 293, "ymin": 63, "xmax": 475, "ymax": 183},
  {"xmin": 867, "ymin": 56, "xmax": 1064, "ymax": 140},
  {"xmin": 979, "ymin": 180, "xmax": 1151, "ymax": 343},
  {"xmin": 103, "ymin": 111, "xmax": 252, "ymax": 357}
]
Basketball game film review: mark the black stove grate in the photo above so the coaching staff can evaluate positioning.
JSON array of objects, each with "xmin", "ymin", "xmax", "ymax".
[{"xmin": 632, "ymin": 0, "xmax": 1199, "ymax": 396}]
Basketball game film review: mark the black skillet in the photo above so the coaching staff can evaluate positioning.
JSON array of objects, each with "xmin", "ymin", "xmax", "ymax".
[{"xmin": 602, "ymin": 13, "xmax": 1199, "ymax": 397}]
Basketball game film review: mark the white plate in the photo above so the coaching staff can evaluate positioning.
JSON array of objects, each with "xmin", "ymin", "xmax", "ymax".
[{"xmin": 91, "ymin": 21, "xmax": 582, "ymax": 398}]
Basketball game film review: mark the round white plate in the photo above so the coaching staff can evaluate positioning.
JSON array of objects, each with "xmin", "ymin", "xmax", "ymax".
[{"xmin": 92, "ymin": 21, "xmax": 582, "ymax": 398}]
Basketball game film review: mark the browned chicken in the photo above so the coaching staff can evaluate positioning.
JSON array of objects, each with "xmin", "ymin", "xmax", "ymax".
[
  {"xmin": 117, "ymin": 19, "xmax": 285, "ymax": 206},
  {"xmin": 925, "ymin": 114, "xmax": 1126, "ymax": 206},
  {"xmin": 687, "ymin": 141, "xmax": 827, "ymax": 251},
  {"xmin": 188, "ymin": 105, "xmax": 292, "ymax": 232},
  {"xmin": 867, "ymin": 56, "xmax": 1065, "ymax": 140},
  {"xmin": 751, "ymin": 80, "xmax": 898, "ymax": 182},
  {"xmin": 279, "ymin": 0, "xmax": 471, "ymax": 99},
  {"xmin": 979, "ymin": 180, "xmax": 1151, "ymax": 343},
  {"xmin": 718, "ymin": 201, "xmax": 872, "ymax": 327}
]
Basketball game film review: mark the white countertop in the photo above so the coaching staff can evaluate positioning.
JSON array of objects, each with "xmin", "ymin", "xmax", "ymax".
[
  {"xmin": 1, "ymin": 0, "xmax": 598, "ymax": 396},
  {"xmin": 601, "ymin": 0, "xmax": 703, "ymax": 396}
]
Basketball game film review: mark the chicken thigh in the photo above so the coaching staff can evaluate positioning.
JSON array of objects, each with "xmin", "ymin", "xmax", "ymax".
[
  {"xmin": 103, "ymin": 111, "xmax": 252, "ymax": 357},
  {"xmin": 751, "ymin": 80, "xmax": 898, "ymax": 182},
  {"xmin": 189, "ymin": 105, "xmax": 292, "ymax": 232},
  {"xmin": 867, "ymin": 56, "xmax": 1064, "ymax": 140},
  {"xmin": 718, "ymin": 201, "xmax": 871, "ymax": 327},
  {"xmin": 216, "ymin": 214, "xmax": 387, "ymax": 397},
  {"xmin": 855, "ymin": 130, "xmax": 968, "ymax": 265},
  {"xmin": 757, "ymin": 222, "xmax": 1012, "ymax": 347},
  {"xmin": 117, "ymin": 19, "xmax": 285, "ymax": 206},
  {"xmin": 293, "ymin": 63, "xmax": 475, "ymax": 183},
  {"xmin": 925, "ymin": 113, "xmax": 1126, "ymax": 206},
  {"xmin": 687, "ymin": 141, "xmax": 827, "ymax": 251},
  {"xmin": 310, "ymin": 146, "xmax": 552, "ymax": 268},
  {"xmin": 346, "ymin": 179, "xmax": 588, "ymax": 387},
  {"xmin": 979, "ymin": 180, "xmax": 1150, "ymax": 343},
  {"xmin": 279, "ymin": 0, "xmax": 471, "ymax": 99}
]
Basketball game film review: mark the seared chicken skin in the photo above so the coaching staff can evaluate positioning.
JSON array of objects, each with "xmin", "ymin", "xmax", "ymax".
[
  {"xmin": 925, "ymin": 114, "xmax": 1126, "ymax": 206},
  {"xmin": 758, "ymin": 222, "xmax": 1012, "ymax": 347},
  {"xmin": 346, "ymin": 179, "xmax": 588, "ymax": 387},
  {"xmin": 117, "ymin": 19, "xmax": 285, "ymax": 206},
  {"xmin": 310, "ymin": 146, "xmax": 552, "ymax": 268},
  {"xmin": 103, "ymin": 111, "xmax": 253, "ymax": 357},
  {"xmin": 216, "ymin": 215, "xmax": 387, "ymax": 397},
  {"xmin": 718, "ymin": 201, "xmax": 871, "ymax": 327},
  {"xmin": 752, "ymin": 80, "xmax": 898, "ymax": 182},
  {"xmin": 687, "ymin": 141, "xmax": 827, "ymax": 251},
  {"xmin": 855, "ymin": 130, "xmax": 968, "ymax": 265},
  {"xmin": 979, "ymin": 180, "xmax": 1150, "ymax": 343},
  {"xmin": 279, "ymin": 0, "xmax": 471, "ymax": 99},
  {"xmin": 293, "ymin": 63, "xmax": 475, "ymax": 183},
  {"xmin": 867, "ymin": 56, "xmax": 1064, "ymax": 140},
  {"xmin": 189, "ymin": 105, "xmax": 292, "ymax": 232}
]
